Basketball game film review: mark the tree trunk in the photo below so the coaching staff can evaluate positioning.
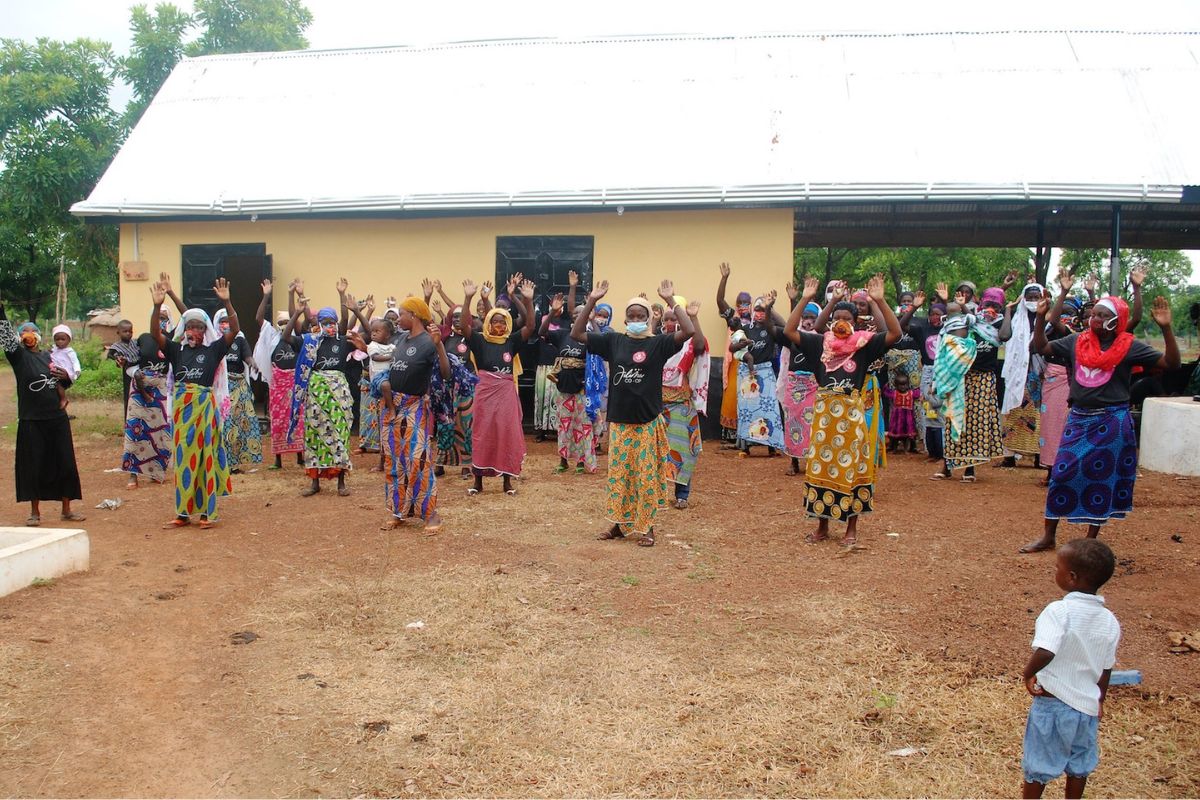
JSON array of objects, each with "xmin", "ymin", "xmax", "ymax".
[{"xmin": 824, "ymin": 248, "xmax": 835, "ymax": 287}]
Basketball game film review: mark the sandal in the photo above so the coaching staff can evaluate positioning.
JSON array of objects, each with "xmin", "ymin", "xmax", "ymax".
[
  {"xmin": 337, "ymin": 485, "xmax": 352, "ymax": 497},
  {"xmin": 804, "ymin": 532, "xmax": 829, "ymax": 544},
  {"xmin": 505, "ymin": 488, "xmax": 517, "ymax": 496},
  {"xmin": 61, "ymin": 512, "xmax": 87, "ymax": 522},
  {"xmin": 25, "ymin": 515, "xmax": 40, "ymax": 527},
  {"xmin": 930, "ymin": 472, "xmax": 948, "ymax": 481},
  {"xmin": 575, "ymin": 465, "xmax": 586, "ymax": 474},
  {"xmin": 960, "ymin": 475, "xmax": 977, "ymax": 484},
  {"xmin": 163, "ymin": 518, "xmax": 189, "ymax": 529},
  {"xmin": 637, "ymin": 533, "xmax": 656, "ymax": 547},
  {"xmin": 554, "ymin": 465, "xmax": 568, "ymax": 474},
  {"xmin": 467, "ymin": 487, "xmax": 480, "ymax": 496},
  {"xmin": 126, "ymin": 480, "xmax": 139, "ymax": 489},
  {"xmin": 674, "ymin": 499, "xmax": 688, "ymax": 510},
  {"xmin": 841, "ymin": 536, "xmax": 859, "ymax": 548},
  {"xmin": 380, "ymin": 518, "xmax": 405, "ymax": 531},
  {"xmin": 197, "ymin": 519, "xmax": 214, "ymax": 530},
  {"xmin": 597, "ymin": 527, "xmax": 626, "ymax": 540},
  {"xmin": 300, "ymin": 486, "xmax": 320, "ymax": 497}
]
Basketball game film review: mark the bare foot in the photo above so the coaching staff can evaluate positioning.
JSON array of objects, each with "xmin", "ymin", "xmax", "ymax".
[
  {"xmin": 300, "ymin": 486, "xmax": 320, "ymax": 497},
  {"xmin": 337, "ymin": 485, "xmax": 351, "ymax": 497},
  {"xmin": 1019, "ymin": 538, "xmax": 1056, "ymax": 554}
]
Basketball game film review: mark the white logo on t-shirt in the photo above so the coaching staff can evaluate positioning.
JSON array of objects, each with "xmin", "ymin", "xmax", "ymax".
[
  {"xmin": 406, "ymin": 346, "xmax": 417, "ymax": 356},
  {"xmin": 614, "ymin": 364, "xmax": 645, "ymax": 385}
]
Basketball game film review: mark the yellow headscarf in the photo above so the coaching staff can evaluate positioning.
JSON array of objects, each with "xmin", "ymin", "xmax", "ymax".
[
  {"xmin": 625, "ymin": 296, "xmax": 654, "ymax": 339},
  {"xmin": 399, "ymin": 296, "xmax": 432, "ymax": 324},
  {"xmin": 482, "ymin": 308, "xmax": 522, "ymax": 382}
]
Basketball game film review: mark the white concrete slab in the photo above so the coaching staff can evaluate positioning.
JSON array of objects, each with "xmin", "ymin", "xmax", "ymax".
[
  {"xmin": 1140, "ymin": 397, "xmax": 1200, "ymax": 477},
  {"xmin": 0, "ymin": 527, "xmax": 90, "ymax": 599}
]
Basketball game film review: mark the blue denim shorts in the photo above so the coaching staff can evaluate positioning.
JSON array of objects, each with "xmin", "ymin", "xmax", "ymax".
[{"xmin": 1022, "ymin": 695, "xmax": 1100, "ymax": 784}]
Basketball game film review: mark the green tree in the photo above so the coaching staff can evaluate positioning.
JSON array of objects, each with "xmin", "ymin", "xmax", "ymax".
[
  {"xmin": 187, "ymin": 0, "xmax": 313, "ymax": 56},
  {"xmin": 793, "ymin": 246, "xmax": 1034, "ymax": 300},
  {"xmin": 119, "ymin": 3, "xmax": 193, "ymax": 126},
  {"xmin": 0, "ymin": 37, "xmax": 122, "ymax": 323}
]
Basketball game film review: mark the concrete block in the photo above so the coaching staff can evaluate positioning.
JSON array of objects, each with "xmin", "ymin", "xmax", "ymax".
[
  {"xmin": 0, "ymin": 527, "xmax": 90, "ymax": 599},
  {"xmin": 1140, "ymin": 397, "xmax": 1200, "ymax": 477}
]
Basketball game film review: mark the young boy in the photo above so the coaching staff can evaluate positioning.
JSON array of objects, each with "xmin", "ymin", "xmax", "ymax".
[{"xmin": 1021, "ymin": 538, "xmax": 1120, "ymax": 799}]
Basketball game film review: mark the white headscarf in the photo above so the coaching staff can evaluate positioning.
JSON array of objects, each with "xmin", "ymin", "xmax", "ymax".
[
  {"xmin": 1001, "ymin": 283, "xmax": 1043, "ymax": 414},
  {"xmin": 176, "ymin": 308, "xmax": 231, "ymax": 420},
  {"xmin": 252, "ymin": 315, "xmax": 286, "ymax": 389},
  {"xmin": 212, "ymin": 308, "xmax": 259, "ymax": 382}
]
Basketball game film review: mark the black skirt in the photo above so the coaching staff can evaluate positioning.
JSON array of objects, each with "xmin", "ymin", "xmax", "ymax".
[{"xmin": 15, "ymin": 416, "xmax": 83, "ymax": 502}]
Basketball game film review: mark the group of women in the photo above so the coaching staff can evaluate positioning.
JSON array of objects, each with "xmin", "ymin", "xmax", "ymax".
[{"xmin": 5, "ymin": 262, "xmax": 1178, "ymax": 556}]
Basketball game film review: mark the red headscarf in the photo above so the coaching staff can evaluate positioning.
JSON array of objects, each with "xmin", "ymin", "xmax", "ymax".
[{"xmin": 1075, "ymin": 297, "xmax": 1134, "ymax": 371}]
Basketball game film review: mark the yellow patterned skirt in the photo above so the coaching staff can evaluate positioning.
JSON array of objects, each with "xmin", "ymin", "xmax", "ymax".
[
  {"xmin": 606, "ymin": 417, "xmax": 669, "ymax": 535},
  {"xmin": 803, "ymin": 388, "xmax": 875, "ymax": 520}
]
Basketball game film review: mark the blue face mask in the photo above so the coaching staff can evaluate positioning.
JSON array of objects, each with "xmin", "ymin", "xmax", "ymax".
[{"xmin": 626, "ymin": 321, "xmax": 649, "ymax": 335}]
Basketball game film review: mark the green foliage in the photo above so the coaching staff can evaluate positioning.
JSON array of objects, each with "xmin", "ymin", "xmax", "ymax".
[
  {"xmin": 793, "ymin": 247, "xmax": 1033, "ymax": 300},
  {"xmin": 71, "ymin": 355, "xmax": 123, "ymax": 400},
  {"xmin": 1058, "ymin": 249, "xmax": 1195, "ymax": 335},
  {"xmin": 119, "ymin": 3, "xmax": 193, "ymax": 126},
  {"xmin": 0, "ymin": 37, "xmax": 122, "ymax": 323},
  {"xmin": 72, "ymin": 334, "xmax": 109, "ymax": 370},
  {"xmin": 188, "ymin": 0, "xmax": 313, "ymax": 56}
]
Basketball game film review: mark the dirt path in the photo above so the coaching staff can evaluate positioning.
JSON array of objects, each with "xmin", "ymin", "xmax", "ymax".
[{"xmin": 1, "ymin": 374, "xmax": 1197, "ymax": 797}]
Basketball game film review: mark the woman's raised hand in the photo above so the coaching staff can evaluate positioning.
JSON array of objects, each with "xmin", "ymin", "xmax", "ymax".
[
  {"xmin": 866, "ymin": 273, "xmax": 886, "ymax": 302},
  {"xmin": 568, "ymin": 270, "xmax": 579, "ymax": 286},
  {"xmin": 718, "ymin": 261, "xmax": 731, "ymax": 279},
  {"xmin": 159, "ymin": 272, "xmax": 174, "ymax": 293},
  {"xmin": 589, "ymin": 280, "xmax": 610, "ymax": 302},
  {"xmin": 686, "ymin": 299, "xmax": 702, "ymax": 317},
  {"xmin": 214, "ymin": 277, "xmax": 231, "ymax": 301},
  {"xmin": 550, "ymin": 293, "xmax": 564, "ymax": 312},
  {"xmin": 336, "ymin": 277, "xmax": 349, "ymax": 295},
  {"xmin": 261, "ymin": 278, "xmax": 272, "ymax": 296},
  {"xmin": 657, "ymin": 279, "xmax": 676, "ymax": 303},
  {"xmin": 935, "ymin": 282, "xmax": 949, "ymax": 302},
  {"xmin": 150, "ymin": 282, "xmax": 167, "ymax": 305},
  {"xmin": 519, "ymin": 279, "xmax": 536, "ymax": 300},
  {"xmin": 1151, "ymin": 295, "xmax": 1172, "ymax": 328},
  {"xmin": 912, "ymin": 290, "xmax": 926, "ymax": 308},
  {"xmin": 802, "ymin": 276, "xmax": 820, "ymax": 299},
  {"xmin": 462, "ymin": 279, "xmax": 478, "ymax": 296}
]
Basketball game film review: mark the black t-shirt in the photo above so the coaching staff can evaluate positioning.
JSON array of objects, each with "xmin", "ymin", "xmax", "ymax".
[
  {"xmin": 445, "ymin": 333, "xmax": 474, "ymax": 372},
  {"xmin": 728, "ymin": 318, "xmax": 775, "ymax": 365},
  {"xmin": 7, "ymin": 346, "xmax": 66, "ymax": 420},
  {"xmin": 271, "ymin": 336, "xmax": 299, "ymax": 371},
  {"xmin": 312, "ymin": 336, "xmax": 349, "ymax": 373},
  {"xmin": 890, "ymin": 327, "xmax": 920, "ymax": 352},
  {"xmin": 586, "ymin": 332, "xmax": 684, "ymax": 424},
  {"xmin": 224, "ymin": 336, "xmax": 249, "ymax": 374},
  {"xmin": 165, "ymin": 337, "xmax": 231, "ymax": 387},
  {"xmin": 387, "ymin": 330, "xmax": 439, "ymax": 396},
  {"xmin": 774, "ymin": 329, "xmax": 817, "ymax": 374},
  {"xmin": 136, "ymin": 333, "xmax": 168, "ymax": 375},
  {"xmin": 797, "ymin": 331, "xmax": 889, "ymax": 391},
  {"xmin": 1048, "ymin": 333, "xmax": 1162, "ymax": 408},
  {"xmin": 550, "ymin": 328, "xmax": 588, "ymax": 395},
  {"xmin": 908, "ymin": 319, "xmax": 941, "ymax": 366},
  {"xmin": 970, "ymin": 321, "xmax": 1003, "ymax": 373},
  {"xmin": 469, "ymin": 331, "xmax": 524, "ymax": 374},
  {"xmin": 537, "ymin": 314, "xmax": 566, "ymax": 366}
]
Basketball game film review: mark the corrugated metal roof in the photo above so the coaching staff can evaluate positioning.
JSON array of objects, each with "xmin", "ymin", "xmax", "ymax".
[{"xmin": 72, "ymin": 30, "xmax": 1200, "ymax": 219}]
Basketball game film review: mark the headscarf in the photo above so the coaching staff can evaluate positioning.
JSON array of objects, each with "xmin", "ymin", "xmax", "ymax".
[
  {"xmin": 930, "ymin": 302, "xmax": 947, "ymax": 317},
  {"xmin": 482, "ymin": 308, "xmax": 513, "ymax": 344},
  {"xmin": 803, "ymin": 302, "xmax": 821, "ymax": 316},
  {"xmin": 400, "ymin": 296, "xmax": 433, "ymax": 324},
  {"xmin": 1001, "ymin": 282, "xmax": 1043, "ymax": 413},
  {"xmin": 584, "ymin": 303, "xmax": 612, "ymax": 422},
  {"xmin": 625, "ymin": 296, "xmax": 654, "ymax": 338},
  {"xmin": 176, "ymin": 308, "xmax": 231, "ymax": 420},
  {"xmin": 253, "ymin": 317, "xmax": 282, "ymax": 389},
  {"xmin": 851, "ymin": 289, "xmax": 870, "ymax": 304},
  {"xmin": 979, "ymin": 287, "xmax": 1006, "ymax": 308},
  {"xmin": 1076, "ymin": 297, "xmax": 1134, "ymax": 373},
  {"xmin": 956, "ymin": 280, "xmax": 978, "ymax": 298},
  {"xmin": 317, "ymin": 306, "xmax": 338, "ymax": 322}
]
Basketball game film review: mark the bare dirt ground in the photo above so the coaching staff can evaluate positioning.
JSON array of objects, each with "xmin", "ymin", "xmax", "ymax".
[{"xmin": 1, "ymin": 371, "xmax": 1198, "ymax": 798}]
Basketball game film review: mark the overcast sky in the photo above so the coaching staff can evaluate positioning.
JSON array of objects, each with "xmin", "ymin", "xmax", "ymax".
[{"xmin": 4, "ymin": 0, "xmax": 1198, "ymax": 280}]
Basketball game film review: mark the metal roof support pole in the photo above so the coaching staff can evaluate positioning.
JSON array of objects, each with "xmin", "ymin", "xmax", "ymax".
[
  {"xmin": 1109, "ymin": 204, "xmax": 1122, "ymax": 296},
  {"xmin": 1034, "ymin": 213, "xmax": 1048, "ymax": 286}
]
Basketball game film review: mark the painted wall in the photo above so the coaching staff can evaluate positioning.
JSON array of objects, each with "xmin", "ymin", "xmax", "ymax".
[{"xmin": 118, "ymin": 208, "xmax": 794, "ymax": 337}]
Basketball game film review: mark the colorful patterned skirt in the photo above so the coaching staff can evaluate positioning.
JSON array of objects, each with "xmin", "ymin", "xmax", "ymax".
[
  {"xmin": 557, "ymin": 390, "xmax": 597, "ymax": 472},
  {"xmin": 863, "ymin": 374, "xmax": 887, "ymax": 469},
  {"xmin": 804, "ymin": 388, "xmax": 875, "ymax": 520},
  {"xmin": 1039, "ymin": 363, "xmax": 1070, "ymax": 467},
  {"xmin": 719, "ymin": 357, "xmax": 739, "ymax": 431},
  {"xmin": 777, "ymin": 370, "xmax": 818, "ymax": 459},
  {"xmin": 737, "ymin": 360, "xmax": 785, "ymax": 449},
  {"xmin": 122, "ymin": 371, "xmax": 171, "ymax": 481},
  {"xmin": 606, "ymin": 417, "xmax": 669, "ymax": 535},
  {"xmin": 383, "ymin": 393, "xmax": 437, "ymax": 521},
  {"xmin": 221, "ymin": 372, "xmax": 263, "ymax": 467},
  {"xmin": 663, "ymin": 388, "xmax": 702, "ymax": 486},
  {"xmin": 472, "ymin": 371, "xmax": 525, "ymax": 477},
  {"xmin": 944, "ymin": 370, "xmax": 1004, "ymax": 471},
  {"xmin": 1045, "ymin": 405, "xmax": 1137, "ymax": 527},
  {"xmin": 358, "ymin": 371, "xmax": 384, "ymax": 453},
  {"xmin": 269, "ymin": 365, "xmax": 304, "ymax": 455},
  {"xmin": 438, "ymin": 381, "xmax": 475, "ymax": 468},
  {"xmin": 884, "ymin": 348, "xmax": 922, "ymax": 381},
  {"xmin": 304, "ymin": 369, "xmax": 354, "ymax": 479},
  {"xmin": 533, "ymin": 364, "xmax": 558, "ymax": 432},
  {"xmin": 1003, "ymin": 371, "xmax": 1043, "ymax": 457},
  {"xmin": 172, "ymin": 382, "xmax": 231, "ymax": 520}
]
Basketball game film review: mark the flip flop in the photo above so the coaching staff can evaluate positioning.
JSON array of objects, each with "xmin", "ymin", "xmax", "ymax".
[
  {"xmin": 25, "ymin": 515, "xmax": 40, "ymax": 527},
  {"xmin": 467, "ymin": 488, "xmax": 480, "ymax": 496},
  {"xmin": 575, "ymin": 465, "xmax": 586, "ymax": 474},
  {"xmin": 61, "ymin": 512, "xmax": 87, "ymax": 522},
  {"xmin": 505, "ymin": 488, "xmax": 517, "ymax": 496},
  {"xmin": 637, "ymin": 534, "xmax": 656, "ymax": 547},
  {"xmin": 804, "ymin": 532, "xmax": 829, "ymax": 544},
  {"xmin": 930, "ymin": 472, "xmax": 948, "ymax": 480},
  {"xmin": 554, "ymin": 465, "xmax": 568, "ymax": 474},
  {"xmin": 960, "ymin": 475, "xmax": 977, "ymax": 484},
  {"xmin": 597, "ymin": 527, "xmax": 626, "ymax": 540},
  {"xmin": 163, "ymin": 518, "xmax": 189, "ymax": 529},
  {"xmin": 197, "ymin": 520, "xmax": 214, "ymax": 530},
  {"xmin": 337, "ymin": 486, "xmax": 352, "ymax": 497}
]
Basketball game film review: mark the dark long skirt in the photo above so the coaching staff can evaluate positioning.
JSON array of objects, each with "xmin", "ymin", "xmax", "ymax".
[{"xmin": 16, "ymin": 416, "xmax": 83, "ymax": 502}]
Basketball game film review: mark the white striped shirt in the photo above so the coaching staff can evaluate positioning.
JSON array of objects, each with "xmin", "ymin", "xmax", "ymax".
[{"xmin": 1032, "ymin": 591, "xmax": 1120, "ymax": 716}]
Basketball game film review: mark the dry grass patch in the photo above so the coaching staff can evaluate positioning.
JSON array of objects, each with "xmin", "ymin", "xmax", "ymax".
[{"xmin": 230, "ymin": 565, "xmax": 1200, "ymax": 798}]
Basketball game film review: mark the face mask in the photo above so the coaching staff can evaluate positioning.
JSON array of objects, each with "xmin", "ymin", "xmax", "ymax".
[
  {"xmin": 20, "ymin": 332, "xmax": 40, "ymax": 348},
  {"xmin": 1091, "ymin": 315, "xmax": 1118, "ymax": 334},
  {"xmin": 185, "ymin": 330, "xmax": 205, "ymax": 346},
  {"xmin": 1023, "ymin": 299, "xmax": 1040, "ymax": 312},
  {"xmin": 320, "ymin": 321, "xmax": 338, "ymax": 337},
  {"xmin": 801, "ymin": 318, "xmax": 816, "ymax": 331},
  {"xmin": 737, "ymin": 306, "xmax": 751, "ymax": 319},
  {"xmin": 626, "ymin": 321, "xmax": 649, "ymax": 335},
  {"xmin": 929, "ymin": 314, "xmax": 943, "ymax": 327},
  {"xmin": 831, "ymin": 319, "xmax": 854, "ymax": 339},
  {"xmin": 980, "ymin": 307, "xmax": 999, "ymax": 322},
  {"xmin": 752, "ymin": 311, "xmax": 767, "ymax": 323},
  {"xmin": 219, "ymin": 323, "xmax": 231, "ymax": 334}
]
